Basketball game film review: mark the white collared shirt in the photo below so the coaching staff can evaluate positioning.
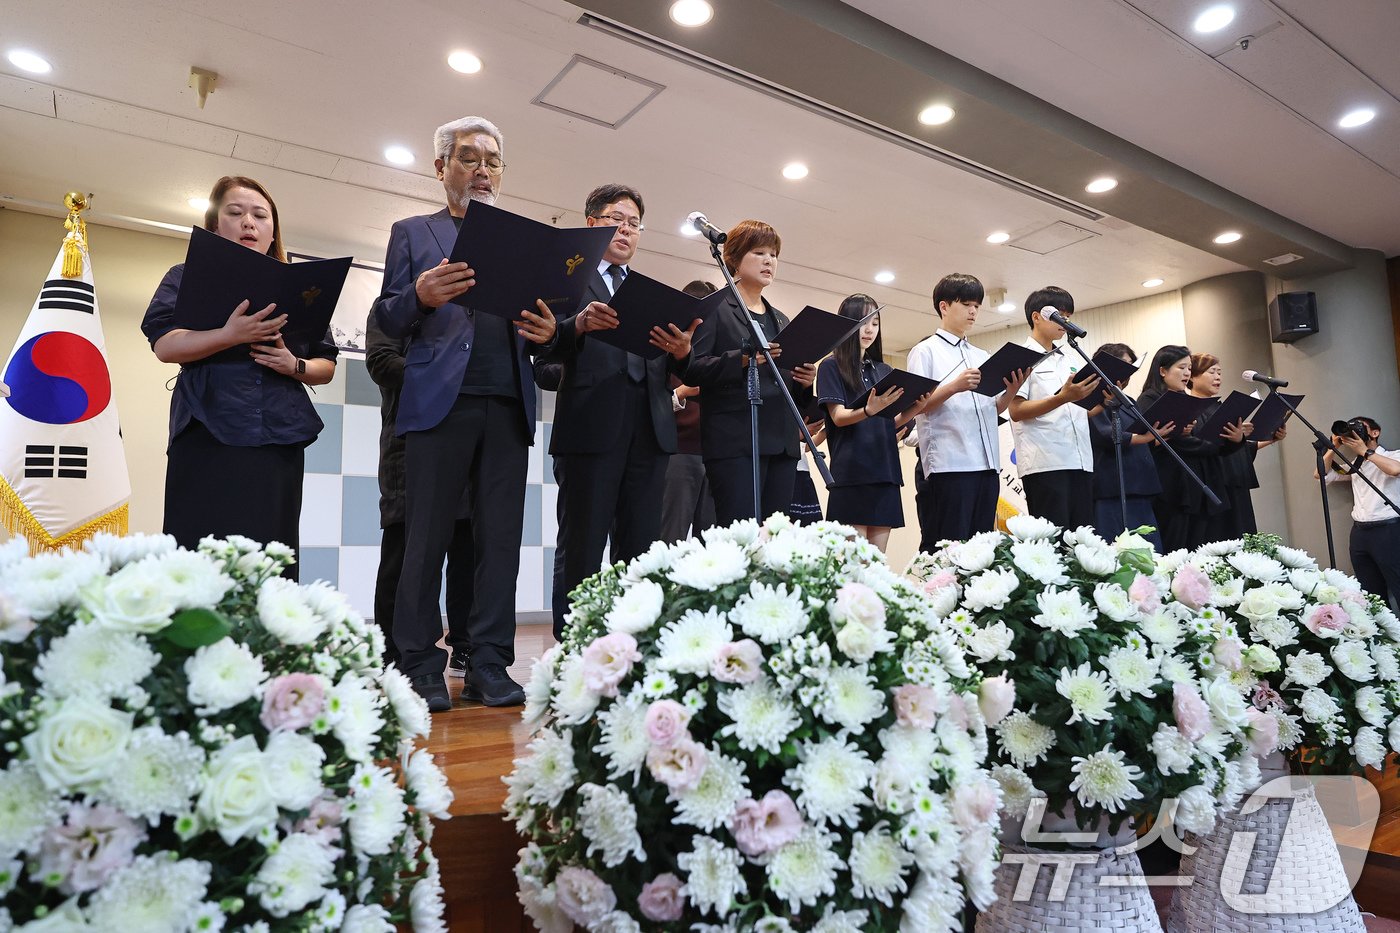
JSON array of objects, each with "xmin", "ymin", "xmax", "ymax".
[
  {"xmin": 907, "ymin": 329, "xmax": 999, "ymax": 474},
  {"xmin": 597, "ymin": 259, "xmax": 628, "ymax": 297},
  {"xmin": 1326, "ymin": 445, "xmax": 1400, "ymax": 522},
  {"xmin": 1011, "ymin": 336, "xmax": 1093, "ymax": 476}
]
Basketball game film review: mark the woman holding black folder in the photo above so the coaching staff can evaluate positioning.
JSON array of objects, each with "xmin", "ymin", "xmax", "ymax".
[
  {"xmin": 141, "ymin": 176, "xmax": 337, "ymax": 575},
  {"xmin": 685, "ymin": 220, "xmax": 817, "ymax": 524},
  {"xmin": 1087, "ymin": 343, "xmax": 1171, "ymax": 550}
]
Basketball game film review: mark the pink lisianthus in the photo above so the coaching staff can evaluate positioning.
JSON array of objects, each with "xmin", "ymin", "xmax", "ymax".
[
  {"xmin": 1303, "ymin": 604, "xmax": 1349, "ymax": 638},
  {"xmin": 922, "ymin": 570, "xmax": 958, "ymax": 593},
  {"xmin": 580, "ymin": 632, "xmax": 642, "ymax": 697},
  {"xmin": 1171, "ymin": 564, "xmax": 1212, "ymax": 611},
  {"xmin": 259, "ymin": 672, "xmax": 326, "ymax": 732},
  {"xmin": 711, "ymin": 639, "xmax": 764, "ymax": 684},
  {"xmin": 638, "ymin": 873, "xmax": 686, "ymax": 922},
  {"xmin": 1251, "ymin": 682, "xmax": 1284, "ymax": 711},
  {"xmin": 36, "ymin": 802, "xmax": 143, "ymax": 894},
  {"xmin": 646, "ymin": 736, "xmax": 708, "ymax": 792},
  {"xmin": 644, "ymin": 699, "xmax": 691, "ymax": 747},
  {"xmin": 1172, "ymin": 682, "xmax": 1212, "ymax": 742},
  {"xmin": 951, "ymin": 778, "xmax": 1001, "ymax": 829},
  {"xmin": 892, "ymin": 684, "xmax": 941, "ymax": 730},
  {"xmin": 730, "ymin": 790, "xmax": 804, "ymax": 856},
  {"xmin": 978, "ymin": 675, "xmax": 1016, "ymax": 726},
  {"xmin": 1129, "ymin": 574, "xmax": 1161, "ymax": 614},
  {"xmin": 945, "ymin": 693, "xmax": 970, "ymax": 731},
  {"xmin": 1213, "ymin": 637, "xmax": 1244, "ymax": 672},
  {"xmin": 1245, "ymin": 707, "xmax": 1280, "ymax": 756},
  {"xmin": 295, "ymin": 795, "xmax": 345, "ymax": 852},
  {"xmin": 553, "ymin": 866, "xmax": 617, "ymax": 928}
]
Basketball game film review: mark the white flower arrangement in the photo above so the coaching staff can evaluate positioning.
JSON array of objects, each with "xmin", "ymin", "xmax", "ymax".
[
  {"xmin": 1161, "ymin": 532, "xmax": 1400, "ymax": 773},
  {"xmin": 506, "ymin": 517, "xmax": 1001, "ymax": 932},
  {"xmin": 908, "ymin": 520, "xmax": 1255, "ymax": 837},
  {"xmin": 0, "ymin": 533, "xmax": 450, "ymax": 931}
]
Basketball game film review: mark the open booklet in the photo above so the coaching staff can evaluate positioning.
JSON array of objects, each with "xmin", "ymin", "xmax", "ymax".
[{"xmin": 591, "ymin": 273, "xmax": 729, "ymax": 359}]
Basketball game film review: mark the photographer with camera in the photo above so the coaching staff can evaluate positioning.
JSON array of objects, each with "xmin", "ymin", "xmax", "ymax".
[{"xmin": 1316, "ymin": 416, "xmax": 1400, "ymax": 604}]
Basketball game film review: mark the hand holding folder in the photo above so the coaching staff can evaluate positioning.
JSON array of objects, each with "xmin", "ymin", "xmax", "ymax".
[
  {"xmin": 1072, "ymin": 352, "xmax": 1138, "ymax": 409},
  {"xmin": 773, "ymin": 306, "xmax": 866, "ymax": 370},
  {"xmin": 975, "ymin": 343, "xmax": 1048, "ymax": 396},
  {"xmin": 586, "ymin": 273, "xmax": 725, "ymax": 359},
  {"xmin": 868, "ymin": 369, "xmax": 939, "ymax": 418}
]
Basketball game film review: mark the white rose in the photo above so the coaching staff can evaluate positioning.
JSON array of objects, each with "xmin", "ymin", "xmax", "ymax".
[
  {"xmin": 829, "ymin": 582, "xmax": 887, "ymax": 630},
  {"xmin": 978, "ymin": 676, "xmax": 1015, "ymax": 726},
  {"xmin": 21, "ymin": 696, "xmax": 133, "ymax": 790},
  {"xmin": 198, "ymin": 735, "xmax": 278, "ymax": 844},
  {"xmin": 1201, "ymin": 677, "xmax": 1247, "ymax": 727},
  {"xmin": 80, "ymin": 561, "xmax": 177, "ymax": 634},
  {"xmin": 836, "ymin": 622, "xmax": 877, "ymax": 661}
]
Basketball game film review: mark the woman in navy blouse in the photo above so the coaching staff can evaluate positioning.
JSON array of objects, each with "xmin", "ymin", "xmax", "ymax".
[
  {"xmin": 1088, "ymin": 343, "xmax": 1173, "ymax": 550},
  {"xmin": 141, "ymin": 176, "xmax": 337, "ymax": 577},
  {"xmin": 816, "ymin": 294, "xmax": 928, "ymax": 552}
]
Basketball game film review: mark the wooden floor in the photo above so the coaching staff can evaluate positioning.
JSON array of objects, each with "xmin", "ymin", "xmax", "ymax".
[{"xmin": 424, "ymin": 624, "xmax": 1400, "ymax": 931}]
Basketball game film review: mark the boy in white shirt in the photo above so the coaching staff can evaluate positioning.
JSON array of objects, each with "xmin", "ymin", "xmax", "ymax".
[
  {"xmin": 1008, "ymin": 286, "xmax": 1101, "ymax": 529},
  {"xmin": 907, "ymin": 273, "xmax": 1027, "ymax": 546}
]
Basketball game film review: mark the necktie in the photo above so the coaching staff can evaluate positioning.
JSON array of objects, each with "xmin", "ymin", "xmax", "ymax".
[{"xmin": 609, "ymin": 265, "xmax": 646, "ymax": 383}]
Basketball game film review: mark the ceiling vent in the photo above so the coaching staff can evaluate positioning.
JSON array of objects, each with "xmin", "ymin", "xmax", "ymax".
[
  {"xmin": 1007, "ymin": 221, "xmax": 1100, "ymax": 256},
  {"xmin": 532, "ymin": 55, "xmax": 664, "ymax": 129},
  {"xmin": 1263, "ymin": 252, "xmax": 1304, "ymax": 266}
]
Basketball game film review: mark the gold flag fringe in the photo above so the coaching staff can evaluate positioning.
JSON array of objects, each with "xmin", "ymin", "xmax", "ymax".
[
  {"xmin": 0, "ymin": 478, "xmax": 128, "ymax": 555},
  {"xmin": 61, "ymin": 192, "xmax": 90, "ymax": 279}
]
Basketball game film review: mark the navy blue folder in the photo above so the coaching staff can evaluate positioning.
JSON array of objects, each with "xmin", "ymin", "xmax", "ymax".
[
  {"xmin": 974, "ymin": 343, "xmax": 1050, "ymax": 396},
  {"xmin": 1129, "ymin": 391, "xmax": 1216, "ymax": 434},
  {"xmin": 1248, "ymin": 392, "xmax": 1304, "ymax": 439},
  {"xmin": 1196, "ymin": 391, "xmax": 1262, "ymax": 441},
  {"xmin": 1073, "ymin": 352, "xmax": 1139, "ymax": 409},
  {"xmin": 869, "ymin": 368, "xmax": 939, "ymax": 418},
  {"xmin": 774, "ymin": 306, "xmax": 864, "ymax": 369},
  {"xmin": 590, "ymin": 272, "xmax": 726, "ymax": 359}
]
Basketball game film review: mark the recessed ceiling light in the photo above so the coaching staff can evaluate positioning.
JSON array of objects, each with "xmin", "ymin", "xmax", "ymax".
[
  {"xmin": 986, "ymin": 231, "xmax": 1010, "ymax": 244},
  {"xmin": 680, "ymin": 219, "xmax": 700, "ymax": 236},
  {"xmin": 1142, "ymin": 277, "xmax": 1165, "ymax": 288},
  {"xmin": 781, "ymin": 162, "xmax": 809, "ymax": 180},
  {"xmin": 447, "ymin": 50, "xmax": 483, "ymax": 74},
  {"xmin": 1085, "ymin": 177, "xmax": 1118, "ymax": 193},
  {"xmin": 383, "ymin": 145, "xmax": 414, "ymax": 166},
  {"xmin": 6, "ymin": 49, "xmax": 51, "ymax": 74},
  {"xmin": 917, "ymin": 104, "xmax": 955, "ymax": 126},
  {"xmin": 874, "ymin": 270, "xmax": 895, "ymax": 285},
  {"xmin": 187, "ymin": 197, "xmax": 210, "ymax": 211},
  {"xmin": 1193, "ymin": 5, "xmax": 1235, "ymax": 33},
  {"xmin": 1213, "ymin": 230, "xmax": 1242, "ymax": 244},
  {"xmin": 1338, "ymin": 108, "xmax": 1375, "ymax": 129},
  {"xmin": 670, "ymin": 0, "xmax": 714, "ymax": 27},
  {"xmin": 998, "ymin": 301, "xmax": 1016, "ymax": 313}
]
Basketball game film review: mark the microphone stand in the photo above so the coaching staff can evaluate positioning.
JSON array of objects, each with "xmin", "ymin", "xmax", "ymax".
[
  {"xmin": 1101, "ymin": 393, "xmax": 1130, "ymax": 534},
  {"xmin": 705, "ymin": 238, "xmax": 833, "ymax": 520},
  {"xmin": 1260, "ymin": 387, "xmax": 1400, "ymax": 569}
]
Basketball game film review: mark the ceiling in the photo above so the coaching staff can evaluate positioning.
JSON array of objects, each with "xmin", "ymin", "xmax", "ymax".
[{"xmin": 6, "ymin": 0, "xmax": 1376, "ymax": 355}]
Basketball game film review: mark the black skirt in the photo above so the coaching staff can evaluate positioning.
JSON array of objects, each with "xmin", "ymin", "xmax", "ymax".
[
  {"xmin": 164, "ymin": 419, "xmax": 305, "ymax": 578},
  {"xmin": 786, "ymin": 468, "xmax": 823, "ymax": 525},
  {"xmin": 827, "ymin": 482, "xmax": 904, "ymax": 528}
]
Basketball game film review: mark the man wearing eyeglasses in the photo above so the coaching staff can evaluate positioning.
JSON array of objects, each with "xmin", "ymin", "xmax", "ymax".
[
  {"xmin": 546, "ymin": 184, "xmax": 700, "ymax": 639},
  {"xmin": 371, "ymin": 116, "xmax": 559, "ymax": 711}
]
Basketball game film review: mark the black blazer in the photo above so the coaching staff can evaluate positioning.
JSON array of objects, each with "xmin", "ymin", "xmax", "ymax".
[
  {"xmin": 685, "ymin": 292, "xmax": 812, "ymax": 459},
  {"xmin": 547, "ymin": 271, "xmax": 682, "ymax": 456}
]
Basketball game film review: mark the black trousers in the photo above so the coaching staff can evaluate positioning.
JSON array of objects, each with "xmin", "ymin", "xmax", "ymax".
[
  {"xmin": 553, "ymin": 385, "xmax": 668, "ymax": 638},
  {"xmin": 1023, "ymin": 469, "xmax": 1094, "ymax": 529},
  {"xmin": 923, "ymin": 470, "xmax": 999, "ymax": 546},
  {"xmin": 706, "ymin": 454, "xmax": 798, "ymax": 526},
  {"xmin": 1351, "ymin": 519, "xmax": 1400, "ymax": 607},
  {"xmin": 914, "ymin": 460, "xmax": 939, "ymax": 553},
  {"xmin": 660, "ymin": 453, "xmax": 715, "ymax": 543},
  {"xmin": 374, "ymin": 519, "xmax": 473, "ymax": 665},
  {"xmin": 396, "ymin": 395, "xmax": 527, "ymax": 678}
]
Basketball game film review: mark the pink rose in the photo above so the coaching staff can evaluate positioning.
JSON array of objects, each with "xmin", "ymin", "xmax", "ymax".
[
  {"xmin": 1213, "ymin": 637, "xmax": 1244, "ymax": 672},
  {"xmin": 711, "ymin": 639, "xmax": 764, "ymax": 684},
  {"xmin": 1129, "ymin": 574, "xmax": 1161, "ymax": 614},
  {"xmin": 1304, "ymin": 604, "xmax": 1348, "ymax": 637},
  {"xmin": 36, "ymin": 802, "xmax": 142, "ymax": 894},
  {"xmin": 554, "ymin": 866, "xmax": 616, "ymax": 928},
  {"xmin": 1172, "ymin": 682, "xmax": 1211, "ymax": 742},
  {"xmin": 951, "ymin": 778, "xmax": 1001, "ymax": 829},
  {"xmin": 923, "ymin": 570, "xmax": 958, "ymax": 593},
  {"xmin": 1245, "ymin": 707, "xmax": 1280, "ymax": 756},
  {"xmin": 581, "ymin": 632, "xmax": 642, "ymax": 697},
  {"xmin": 646, "ymin": 736, "xmax": 708, "ymax": 792},
  {"xmin": 1251, "ymin": 682, "xmax": 1284, "ymax": 711},
  {"xmin": 978, "ymin": 675, "xmax": 1016, "ymax": 726},
  {"xmin": 730, "ymin": 790, "xmax": 804, "ymax": 856},
  {"xmin": 638, "ymin": 873, "xmax": 686, "ymax": 922},
  {"xmin": 1171, "ymin": 564, "xmax": 1212, "ymax": 611},
  {"xmin": 259, "ymin": 672, "xmax": 326, "ymax": 732},
  {"xmin": 892, "ymin": 684, "xmax": 941, "ymax": 730},
  {"xmin": 830, "ymin": 581, "xmax": 886, "ymax": 629},
  {"xmin": 644, "ymin": 700, "xmax": 691, "ymax": 747}
]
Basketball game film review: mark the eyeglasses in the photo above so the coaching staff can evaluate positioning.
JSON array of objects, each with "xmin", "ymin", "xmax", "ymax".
[
  {"xmin": 592, "ymin": 211, "xmax": 644, "ymax": 232},
  {"xmin": 451, "ymin": 153, "xmax": 506, "ymax": 176}
]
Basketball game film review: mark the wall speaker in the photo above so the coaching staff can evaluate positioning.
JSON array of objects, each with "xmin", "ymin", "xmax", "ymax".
[{"xmin": 1269, "ymin": 291, "xmax": 1318, "ymax": 343}]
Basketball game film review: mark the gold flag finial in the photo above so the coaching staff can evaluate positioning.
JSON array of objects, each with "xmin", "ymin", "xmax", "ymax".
[{"xmin": 61, "ymin": 191, "xmax": 92, "ymax": 279}]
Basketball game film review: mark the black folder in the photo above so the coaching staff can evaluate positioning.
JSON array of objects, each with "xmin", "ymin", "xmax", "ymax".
[
  {"xmin": 589, "ymin": 273, "xmax": 725, "ymax": 359},
  {"xmin": 173, "ymin": 226, "xmax": 350, "ymax": 349},
  {"xmin": 975, "ymin": 343, "xmax": 1050, "ymax": 396},
  {"xmin": 869, "ymin": 368, "xmax": 939, "ymax": 419},
  {"xmin": 1196, "ymin": 391, "xmax": 1262, "ymax": 441},
  {"xmin": 773, "ymin": 306, "xmax": 863, "ymax": 369},
  {"xmin": 1129, "ymin": 391, "xmax": 1216, "ymax": 434},
  {"xmin": 447, "ymin": 200, "xmax": 616, "ymax": 320},
  {"xmin": 1072, "ymin": 352, "xmax": 1138, "ymax": 409},
  {"xmin": 1249, "ymin": 392, "xmax": 1304, "ymax": 439}
]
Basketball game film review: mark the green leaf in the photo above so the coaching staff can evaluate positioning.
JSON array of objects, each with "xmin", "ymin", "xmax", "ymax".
[{"xmin": 162, "ymin": 608, "xmax": 233, "ymax": 648}]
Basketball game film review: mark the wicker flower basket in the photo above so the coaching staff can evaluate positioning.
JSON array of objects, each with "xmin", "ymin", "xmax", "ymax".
[{"xmin": 976, "ymin": 839, "xmax": 1164, "ymax": 932}]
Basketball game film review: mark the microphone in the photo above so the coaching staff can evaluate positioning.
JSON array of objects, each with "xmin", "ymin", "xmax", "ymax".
[
  {"xmin": 1043, "ymin": 308, "xmax": 1086, "ymax": 338},
  {"xmin": 1243, "ymin": 370, "xmax": 1289, "ymax": 389},
  {"xmin": 686, "ymin": 211, "xmax": 727, "ymax": 245}
]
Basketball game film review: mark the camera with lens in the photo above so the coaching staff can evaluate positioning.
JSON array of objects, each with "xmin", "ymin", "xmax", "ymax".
[{"xmin": 1332, "ymin": 418, "xmax": 1371, "ymax": 441}]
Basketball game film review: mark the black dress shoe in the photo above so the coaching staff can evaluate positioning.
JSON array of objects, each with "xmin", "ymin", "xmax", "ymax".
[
  {"xmin": 410, "ymin": 673, "xmax": 452, "ymax": 713},
  {"xmin": 447, "ymin": 651, "xmax": 469, "ymax": 679},
  {"xmin": 467, "ymin": 663, "xmax": 526, "ymax": 707}
]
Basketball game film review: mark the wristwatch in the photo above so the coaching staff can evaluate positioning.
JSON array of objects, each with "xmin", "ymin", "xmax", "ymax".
[{"xmin": 295, "ymin": 358, "xmax": 306, "ymax": 376}]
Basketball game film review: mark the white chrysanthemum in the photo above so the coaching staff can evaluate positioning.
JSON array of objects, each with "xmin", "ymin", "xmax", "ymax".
[
  {"xmin": 1092, "ymin": 582, "xmax": 1138, "ymax": 622},
  {"xmin": 991, "ymin": 764, "xmax": 1043, "ymax": 819},
  {"xmin": 1055, "ymin": 664, "xmax": 1115, "ymax": 725},
  {"xmin": 1354, "ymin": 686, "xmax": 1389, "ymax": 727},
  {"xmin": 1172, "ymin": 784, "xmax": 1218, "ymax": 835},
  {"xmin": 1331, "ymin": 640, "xmax": 1376, "ymax": 681},
  {"xmin": 1070, "ymin": 746, "xmax": 1145, "ymax": 813},
  {"xmin": 1252, "ymin": 616, "xmax": 1300, "ymax": 649},
  {"xmin": 1284, "ymin": 650, "xmax": 1332, "ymax": 688},
  {"xmin": 814, "ymin": 665, "xmax": 885, "ymax": 732},
  {"xmin": 83, "ymin": 532, "xmax": 177, "ymax": 568},
  {"xmin": 512, "ymin": 728, "xmax": 578, "ymax": 809},
  {"xmin": 1299, "ymin": 687, "xmax": 1343, "ymax": 725},
  {"xmin": 717, "ymin": 679, "xmax": 801, "ymax": 753},
  {"xmin": 962, "ymin": 568, "xmax": 1020, "ymax": 612},
  {"xmin": 1377, "ymin": 645, "xmax": 1400, "ymax": 683},
  {"xmin": 1139, "ymin": 612, "xmax": 1184, "ymax": 648},
  {"xmin": 184, "ymin": 638, "xmax": 268, "ymax": 715},
  {"xmin": 1210, "ymin": 577, "xmax": 1245, "ymax": 607},
  {"xmin": 730, "ymin": 580, "xmax": 808, "ymax": 644},
  {"xmin": 1006, "ymin": 514, "xmax": 1059, "ymax": 541},
  {"xmin": 347, "ymin": 763, "xmax": 406, "ymax": 856},
  {"xmin": 32, "ymin": 620, "xmax": 159, "ymax": 701},
  {"xmin": 1031, "ymin": 587, "xmax": 1096, "ymax": 637},
  {"xmin": 263, "ymin": 731, "xmax": 325, "ymax": 812},
  {"xmin": 1009, "ymin": 540, "xmax": 1070, "ymax": 586},
  {"xmin": 596, "ymin": 693, "xmax": 651, "ymax": 779},
  {"xmin": 963, "ymin": 621, "xmax": 1015, "ymax": 663},
  {"xmin": 341, "ymin": 903, "xmax": 395, "ymax": 933},
  {"xmin": 1353, "ymin": 726, "xmax": 1387, "ymax": 769},
  {"xmin": 84, "ymin": 854, "xmax": 211, "ymax": 930},
  {"xmin": 767, "ymin": 826, "xmax": 845, "ymax": 913},
  {"xmin": 328, "ymin": 672, "xmax": 386, "ymax": 763},
  {"xmin": 402, "ymin": 747, "xmax": 452, "ymax": 820},
  {"xmin": 1150, "ymin": 723, "xmax": 1196, "ymax": 775},
  {"xmin": 256, "ymin": 576, "xmax": 328, "ymax": 644},
  {"xmin": 812, "ymin": 907, "xmax": 871, "ymax": 933},
  {"xmin": 677, "ymin": 835, "xmax": 747, "ymax": 918},
  {"xmin": 380, "ymin": 666, "xmax": 431, "ymax": 739},
  {"xmin": 250, "ymin": 832, "xmax": 335, "ymax": 917},
  {"xmin": 667, "ymin": 539, "xmax": 749, "ymax": 591},
  {"xmin": 624, "ymin": 538, "xmax": 676, "ymax": 583},
  {"xmin": 98, "ymin": 726, "xmax": 205, "ymax": 822},
  {"xmin": 996, "ymin": 710, "xmax": 1057, "ymax": 768},
  {"xmin": 605, "ymin": 579, "xmax": 665, "ymax": 635},
  {"xmin": 899, "ymin": 870, "xmax": 964, "ymax": 933},
  {"xmin": 1274, "ymin": 710, "xmax": 1305, "ymax": 749},
  {"xmin": 1074, "ymin": 542, "xmax": 1120, "ymax": 577},
  {"xmin": 576, "ymin": 782, "xmax": 646, "ymax": 866},
  {"xmin": 0, "ymin": 761, "xmax": 62, "ymax": 858},
  {"xmin": 785, "ymin": 736, "xmax": 875, "ymax": 828},
  {"xmin": 1274, "ymin": 545, "xmax": 1316, "ymax": 570},
  {"xmin": 551, "ymin": 654, "xmax": 601, "ymax": 725},
  {"xmin": 848, "ymin": 823, "xmax": 915, "ymax": 906},
  {"xmin": 673, "ymin": 750, "xmax": 748, "ymax": 831},
  {"xmin": 1103, "ymin": 646, "xmax": 1160, "ymax": 698},
  {"xmin": 656, "ymin": 607, "xmax": 733, "ymax": 674},
  {"xmin": 1227, "ymin": 551, "xmax": 1285, "ymax": 582},
  {"xmin": 5, "ymin": 549, "xmax": 107, "ymax": 619},
  {"xmin": 946, "ymin": 536, "xmax": 998, "ymax": 573},
  {"xmin": 410, "ymin": 851, "xmax": 449, "ymax": 933}
]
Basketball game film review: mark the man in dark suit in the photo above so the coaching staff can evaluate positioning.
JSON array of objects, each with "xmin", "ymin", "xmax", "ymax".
[
  {"xmin": 371, "ymin": 116, "xmax": 559, "ymax": 711},
  {"xmin": 549, "ymin": 184, "xmax": 698, "ymax": 639}
]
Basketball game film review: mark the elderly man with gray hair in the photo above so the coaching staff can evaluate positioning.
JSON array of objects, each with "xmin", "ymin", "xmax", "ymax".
[{"xmin": 370, "ymin": 116, "xmax": 559, "ymax": 711}]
